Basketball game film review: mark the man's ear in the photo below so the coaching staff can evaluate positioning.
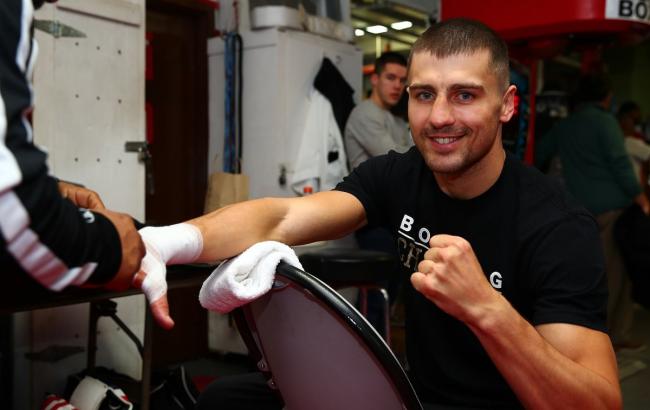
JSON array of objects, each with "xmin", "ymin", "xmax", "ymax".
[
  {"xmin": 500, "ymin": 85, "xmax": 517, "ymax": 123},
  {"xmin": 370, "ymin": 72, "xmax": 379, "ymax": 88}
]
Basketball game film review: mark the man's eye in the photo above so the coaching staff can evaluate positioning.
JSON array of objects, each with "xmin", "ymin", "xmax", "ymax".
[
  {"xmin": 457, "ymin": 92, "xmax": 474, "ymax": 102},
  {"xmin": 416, "ymin": 92, "xmax": 433, "ymax": 101}
]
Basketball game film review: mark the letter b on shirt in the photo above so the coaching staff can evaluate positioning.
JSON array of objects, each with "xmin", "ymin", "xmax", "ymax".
[{"xmin": 400, "ymin": 214, "xmax": 414, "ymax": 232}]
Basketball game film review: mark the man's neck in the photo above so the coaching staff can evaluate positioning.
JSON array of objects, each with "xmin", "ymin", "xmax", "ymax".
[
  {"xmin": 370, "ymin": 91, "xmax": 390, "ymax": 111},
  {"xmin": 434, "ymin": 145, "xmax": 506, "ymax": 200}
]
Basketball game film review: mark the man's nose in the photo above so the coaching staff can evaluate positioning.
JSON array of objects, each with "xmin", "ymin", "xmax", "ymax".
[{"xmin": 428, "ymin": 97, "xmax": 455, "ymax": 128}]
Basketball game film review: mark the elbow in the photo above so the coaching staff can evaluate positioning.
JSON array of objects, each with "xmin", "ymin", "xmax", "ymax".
[
  {"xmin": 606, "ymin": 394, "xmax": 623, "ymax": 410},
  {"xmin": 610, "ymin": 384, "xmax": 623, "ymax": 410},
  {"xmin": 564, "ymin": 380, "xmax": 621, "ymax": 410},
  {"xmin": 600, "ymin": 383, "xmax": 622, "ymax": 410}
]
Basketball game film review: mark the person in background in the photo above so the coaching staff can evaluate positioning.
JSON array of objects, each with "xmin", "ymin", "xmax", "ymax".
[
  {"xmin": 536, "ymin": 75, "xmax": 648, "ymax": 352},
  {"xmin": 343, "ymin": 52, "xmax": 414, "ymax": 334},
  {"xmin": 1, "ymin": 0, "xmax": 148, "ymax": 304},
  {"xmin": 618, "ymin": 100, "xmax": 650, "ymax": 195},
  {"xmin": 345, "ymin": 51, "xmax": 412, "ymax": 169},
  {"xmin": 142, "ymin": 19, "xmax": 620, "ymax": 409}
]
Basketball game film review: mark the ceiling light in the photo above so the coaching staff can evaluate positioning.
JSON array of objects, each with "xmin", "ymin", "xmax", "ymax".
[
  {"xmin": 366, "ymin": 25, "xmax": 388, "ymax": 34},
  {"xmin": 391, "ymin": 21, "xmax": 413, "ymax": 30},
  {"xmin": 355, "ymin": 29, "xmax": 365, "ymax": 37}
]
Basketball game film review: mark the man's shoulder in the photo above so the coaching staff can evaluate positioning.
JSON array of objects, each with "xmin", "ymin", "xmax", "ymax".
[
  {"xmin": 363, "ymin": 144, "xmax": 417, "ymax": 161},
  {"xmin": 358, "ymin": 146, "xmax": 422, "ymax": 175},
  {"xmin": 352, "ymin": 99, "xmax": 388, "ymax": 119},
  {"xmin": 511, "ymin": 157, "xmax": 574, "ymax": 209},
  {"xmin": 575, "ymin": 104, "xmax": 619, "ymax": 128},
  {"xmin": 345, "ymin": 100, "xmax": 376, "ymax": 132},
  {"xmin": 509, "ymin": 156, "xmax": 596, "ymax": 232}
]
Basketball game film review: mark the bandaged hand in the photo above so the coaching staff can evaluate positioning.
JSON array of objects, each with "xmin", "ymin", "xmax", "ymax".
[{"xmin": 135, "ymin": 223, "xmax": 204, "ymax": 330}]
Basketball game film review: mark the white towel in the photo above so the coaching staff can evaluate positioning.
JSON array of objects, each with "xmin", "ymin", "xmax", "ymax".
[{"xmin": 199, "ymin": 241, "xmax": 303, "ymax": 313}]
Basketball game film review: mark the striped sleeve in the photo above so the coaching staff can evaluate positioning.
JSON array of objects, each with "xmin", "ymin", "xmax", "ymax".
[{"xmin": 0, "ymin": 0, "xmax": 122, "ymax": 290}]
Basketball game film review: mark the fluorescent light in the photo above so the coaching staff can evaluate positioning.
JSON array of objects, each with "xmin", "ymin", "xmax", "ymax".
[
  {"xmin": 355, "ymin": 29, "xmax": 365, "ymax": 37},
  {"xmin": 366, "ymin": 25, "xmax": 388, "ymax": 34},
  {"xmin": 391, "ymin": 21, "xmax": 413, "ymax": 30}
]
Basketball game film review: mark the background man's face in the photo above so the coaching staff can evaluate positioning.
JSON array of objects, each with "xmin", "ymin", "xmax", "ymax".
[
  {"xmin": 372, "ymin": 62, "xmax": 407, "ymax": 109},
  {"xmin": 620, "ymin": 109, "xmax": 642, "ymax": 136},
  {"xmin": 407, "ymin": 49, "xmax": 515, "ymax": 176}
]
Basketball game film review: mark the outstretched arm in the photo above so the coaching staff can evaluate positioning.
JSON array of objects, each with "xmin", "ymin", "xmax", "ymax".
[
  {"xmin": 138, "ymin": 191, "xmax": 367, "ymax": 328},
  {"xmin": 412, "ymin": 234, "xmax": 620, "ymax": 409},
  {"xmin": 188, "ymin": 192, "xmax": 366, "ymax": 263}
]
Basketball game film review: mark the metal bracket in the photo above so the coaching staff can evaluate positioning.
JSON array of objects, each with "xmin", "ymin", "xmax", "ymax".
[
  {"xmin": 125, "ymin": 141, "xmax": 155, "ymax": 195},
  {"xmin": 124, "ymin": 140, "xmax": 149, "ymax": 153},
  {"xmin": 125, "ymin": 141, "xmax": 152, "ymax": 162},
  {"xmin": 257, "ymin": 358, "xmax": 268, "ymax": 372},
  {"xmin": 34, "ymin": 19, "xmax": 86, "ymax": 38}
]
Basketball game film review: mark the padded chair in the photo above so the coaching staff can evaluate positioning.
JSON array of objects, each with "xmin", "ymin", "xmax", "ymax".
[
  {"xmin": 232, "ymin": 261, "xmax": 422, "ymax": 410},
  {"xmin": 299, "ymin": 248, "xmax": 396, "ymax": 343}
]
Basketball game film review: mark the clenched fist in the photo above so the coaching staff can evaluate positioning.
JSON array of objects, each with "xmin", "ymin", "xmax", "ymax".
[{"xmin": 411, "ymin": 234, "xmax": 504, "ymax": 326}]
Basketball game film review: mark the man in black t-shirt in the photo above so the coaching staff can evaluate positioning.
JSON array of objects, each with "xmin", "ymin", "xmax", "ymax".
[{"xmin": 142, "ymin": 19, "xmax": 621, "ymax": 409}]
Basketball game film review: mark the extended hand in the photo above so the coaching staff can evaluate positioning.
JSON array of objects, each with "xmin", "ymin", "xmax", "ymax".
[
  {"xmin": 634, "ymin": 193, "xmax": 650, "ymax": 215},
  {"xmin": 92, "ymin": 208, "xmax": 146, "ymax": 292},
  {"xmin": 58, "ymin": 180, "xmax": 106, "ymax": 210},
  {"xmin": 411, "ymin": 234, "xmax": 503, "ymax": 325},
  {"xmin": 133, "ymin": 240, "xmax": 175, "ymax": 330}
]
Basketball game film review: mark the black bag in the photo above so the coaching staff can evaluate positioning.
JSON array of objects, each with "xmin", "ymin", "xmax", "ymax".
[
  {"xmin": 150, "ymin": 366, "xmax": 199, "ymax": 410},
  {"xmin": 614, "ymin": 204, "xmax": 650, "ymax": 309}
]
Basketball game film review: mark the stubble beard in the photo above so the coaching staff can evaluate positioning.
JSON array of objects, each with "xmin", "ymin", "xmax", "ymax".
[{"xmin": 417, "ymin": 123, "xmax": 500, "ymax": 177}]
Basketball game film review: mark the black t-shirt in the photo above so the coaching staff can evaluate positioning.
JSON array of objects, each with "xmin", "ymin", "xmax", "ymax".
[{"xmin": 336, "ymin": 147, "xmax": 607, "ymax": 408}]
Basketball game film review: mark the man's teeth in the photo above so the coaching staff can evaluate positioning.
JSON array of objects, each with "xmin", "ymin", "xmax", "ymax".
[{"xmin": 436, "ymin": 137, "xmax": 457, "ymax": 144}]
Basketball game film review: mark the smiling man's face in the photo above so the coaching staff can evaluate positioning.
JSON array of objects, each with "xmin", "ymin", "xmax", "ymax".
[{"xmin": 407, "ymin": 49, "xmax": 515, "ymax": 177}]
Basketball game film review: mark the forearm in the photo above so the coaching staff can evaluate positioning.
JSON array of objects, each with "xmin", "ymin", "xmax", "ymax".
[
  {"xmin": 3, "ymin": 174, "xmax": 122, "ymax": 290},
  {"xmin": 613, "ymin": 159, "xmax": 642, "ymax": 198},
  {"xmin": 468, "ymin": 299, "xmax": 621, "ymax": 410},
  {"xmin": 608, "ymin": 133, "xmax": 641, "ymax": 197},
  {"xmin": 140, "ymin": 192, "xmax": 364, "ymax": 269},
  {"xmin": 187, "ymin": 198, "xmax": 293, "ymax": 262},
  {"xmin": 633, "ymin": 193, "xmax": 650, "ymax": 215}
]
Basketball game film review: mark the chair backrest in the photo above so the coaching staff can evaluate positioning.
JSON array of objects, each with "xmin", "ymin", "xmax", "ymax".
[{"xmin": 233, "ymin": 261, "xmax": 422, "ymax": 410}]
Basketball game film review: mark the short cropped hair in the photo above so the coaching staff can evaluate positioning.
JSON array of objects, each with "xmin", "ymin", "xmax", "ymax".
[
  {"xmin": 617, "ymin": 100, "xmax": 640, "ymax": 119},
  {"xmin": 375, "ymin": 52, "xmax": 408, "ymax": 75},
  {"xmin": 574, "ymin": 73, "xmax": 612, "ymax": 104},
  {"xmin": 408, "ymin": 18, "xmax": 510, "ymax": 90}
]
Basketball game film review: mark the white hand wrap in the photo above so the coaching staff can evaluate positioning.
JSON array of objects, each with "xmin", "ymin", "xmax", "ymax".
[{"xmin": 138, "ymin": 223, "xmax": 204, "ymax": 303}]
